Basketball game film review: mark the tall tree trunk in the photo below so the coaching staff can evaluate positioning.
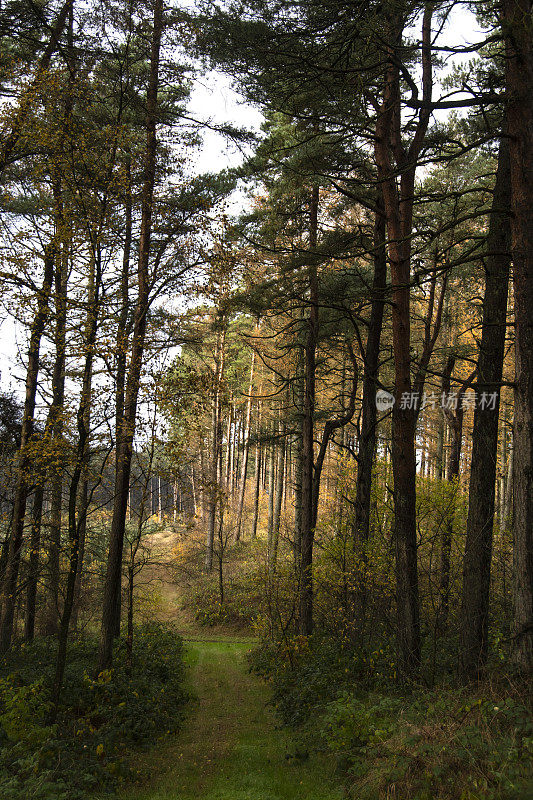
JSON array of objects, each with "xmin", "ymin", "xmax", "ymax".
[
  {"xmin": 267, "ymin": 418, "xmax": 276, "ymax": 548},
  {"xmin": 50, "ymin": 257, "xmax": 100, "ymax": 714},
  {"xmin": 435, "ymin": 412, "xmax": 445, "ymax": 480},
  {"xmin": 502, "ymin": 0, "xmax": 533, "ymax": 672},
  {"xmin": 126, "ymin": 443, "xmax": 153, "ymax": 670},
  {"xmin": 232, "ymin": 415, "xmax": 241, "ymax": 496},
  {"xmin": 236, "ymin": 348, "xmax": 256, "ymax": 541},
  {"xmin": 502, "ymin": 416, "xmax": 514, "ymax": 531},
  {"xmin": 0, "ymin": 243, "xmax": 55, "ymax": 654},
  {"xmin": 98, "ymin": 0, "xmax": 163, "ymax": 670},
  {"xmin": 26, "ymin": 235, "xmax": 70, "ymax": 639},
  {"xmin": 299, "ymin": 185, "xmax": 319, "ymax": 636},
  {"xmin": 224, "ymin": 403, "xmax": 233, "ymax": 491},
  {"xmin": 351, "ymin": 199, "xmax": 387, "ymax": 546},
  {"xmin": 270, "ymin": 421, "xmax": 286, "ymax": 569},
  {"xmin": 373, "ymin": 6, "xmax": 433, "ymax": 676},
  {"xmin": 439, "ymin": 358, "xmax": 472, "ymax": 628},
  {"xmin": 115, "ymin": 155, "xmax": 132, "ymax": 440},
  {"xmin": 251, "ymin": 400, "xmax": 262, "ymax": 540},
  {"xmin": 293, "ymin": 347, "xmax": 304, "ymax": 564},
  {"xmin": 70, "ymin": 475, "xmax": 87, "ymax": 632},
  {"xmin": 24, "ymin": 486, "xmax": 44, "ymax": 642},
  {"xmin": 71, "ymin": 260, "xmax": 96, "ymax": 633},
  {"xmin": 251, "ymin": 445, "xmax": 262, "ymax": 540},
  {"xmin": 112, "ymin": 153, "xmax": 132, "ymax": 618},
  {"xmin": 459, "ymin": 136, "xmax": 511, "ymax": 679},
  {"xmin": 205, "ymin": 321, "xmax": 226, "ymax": 571},
  {"xmin": 43, "ymin": 230, "xmax": 68, "ymax": 637},
  {"xmin": 199, "ymin": 446, "xmax": 207, "ymax": 521}
]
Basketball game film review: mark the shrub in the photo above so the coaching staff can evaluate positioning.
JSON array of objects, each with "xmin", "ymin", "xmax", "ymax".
[
  {"xmin": 250, "ymin": 634, "xmax": 533, "ymax": 800},
  {"xmin": 0, "ymin": 623, "xmax": 188, "ymax": 799}
]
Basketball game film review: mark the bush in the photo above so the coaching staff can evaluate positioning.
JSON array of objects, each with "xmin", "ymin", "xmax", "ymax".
[
  {"xmin": 179, "ymin": 539, "xmax": 268, "ymax": 629},
  {"xmin": 250, "ymin": 634, "xmax": 533, "ymax": 800},
  {"xmin": 0, "ymin": 623, "xmax": 188, "ymax": 799}
]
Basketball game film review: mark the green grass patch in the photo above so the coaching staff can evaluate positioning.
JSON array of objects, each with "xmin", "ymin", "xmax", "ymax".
[{"xmin": 123, "ymin": 639, "xmax": 344, "ymax": 800}]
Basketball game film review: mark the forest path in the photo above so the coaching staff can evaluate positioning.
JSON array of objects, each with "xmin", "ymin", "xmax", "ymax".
[{"xmin": 119, "ymin": 639, "xmax": 345, "ymax": 800}]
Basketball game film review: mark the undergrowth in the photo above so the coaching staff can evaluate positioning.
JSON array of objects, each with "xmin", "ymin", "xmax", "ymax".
[
  {"xmin": 249, "ymin": 636, "xmax": 533, "ymax": 800},
  {"xmin": 175, "ymin": 535, "xmax": 266, "ymax": 629},
  {"xmin": 0, "ymin": 623, "xmax": 187, "ymax": 799}
]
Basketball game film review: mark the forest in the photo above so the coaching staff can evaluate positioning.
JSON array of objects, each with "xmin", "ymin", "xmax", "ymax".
[{"xmin": 0, "ymin": 0, "xmax": 531, "ymax": 798}]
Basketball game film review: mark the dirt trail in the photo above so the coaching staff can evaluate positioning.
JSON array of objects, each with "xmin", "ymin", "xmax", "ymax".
[{"xmin": 119, "ymin": 639, "xmax": 344, "ymax": 800}]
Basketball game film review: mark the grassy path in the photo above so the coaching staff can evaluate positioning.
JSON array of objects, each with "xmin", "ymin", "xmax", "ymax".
[{"xmin": 121, "ymin": 639, "xmax": 344, "ymax": 800}]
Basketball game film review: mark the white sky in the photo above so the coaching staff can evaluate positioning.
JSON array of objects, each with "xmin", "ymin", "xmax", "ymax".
[{"xmin": 187, "ymin": 71, "xmax": 264, "ymax": 173}]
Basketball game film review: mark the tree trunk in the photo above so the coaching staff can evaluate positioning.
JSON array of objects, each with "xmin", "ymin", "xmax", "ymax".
[
  {"xmin": 224, "ymin": 403, "xmax": 233, "ymax": 491},
  {"xmin": 502, "ymin": 0, "xmax": 533, "ymax": 672},
  {"xmin": 251, "ymin": 413, "xmax": 262, "ymax": 540},
  {"xmin": 0, "ymin": 244, "xmax": 55, "ymax": 654},
  {"xmin": 293, "ymin": 350, "xmax": 304, "ymax": 564},
  {"xmin": 267, "ymin": 418, "xmax": 276, "ymax": 548},
  {"xmin": 43, "ymin": 234, "xmax": 68, "ymax": 636},
  {"xmin": 70, "ymin": 475, "xmax": 88, "ymax": 632},
  {"xmin": 24, "ymin": 486, "xmax": 44, "ymax": 642},
  {"xmin": 236, "ymin": 348, "xmax": 256, "ymax": 541},
  {"xmin": 439, "ymin": 357, "xmax": 472, "ymax": 629},
  {"xmin": 459, "ymin": 135, "xmax": 511, "ymax": 679},
  {"xmin": 71, "ymin": 249, "xmax": 97, "ymax": 634},
  {"xmin": 373, "ymin": 6, "xmax": 434, "ymax": 676},
  {"xmin": 299, "ymin": 185, "xmax": 319, "ymax": 636},
  {"xmin": 115, "ymin": 155, "xmax": 132, "ymax": 441},
  {"xmin": 98, "ymin": 0, "xmax": 163, "ymax": 671},
  {"xmin": 50, "ymin": 240, "xmax": 101, "ymax": 717},
  {"xmin": 251, "ymin": 447, "xmax": 262, "ymax": 539},
  {"xmin": 205, "ymin": 321, "xmax": 226, "ymax": 571},
  {"xmin": 502, "ymin": 417, "xmax": 514, "ymax": 531},
  {"xmin": 270, "ymin": 421, "xmax": 286, "ymax": 569},
  {"xmin": 351, "ymin": 199, "xmax": 387, "ymax": 546}
]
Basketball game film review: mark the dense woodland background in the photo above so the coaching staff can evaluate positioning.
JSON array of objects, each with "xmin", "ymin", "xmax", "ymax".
[{"xmin": 0, "ymin": 0, "xmax": 531, "ymax": 798}]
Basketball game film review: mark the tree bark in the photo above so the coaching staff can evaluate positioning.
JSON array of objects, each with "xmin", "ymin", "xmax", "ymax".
[
  {"xmin": 267, "ymin": 418, "xmax": 276, "ymax": 548},
  {"xmin": 459, "ymin": 136, "xmax": 511, "ymax": 679},
  {"xmin": 270, "ymin": 421, "xmax": 286, "ymax": 569},
  {"xmin": 43, "ymin": 224, "xmax": 68, "ymax": 637},
  {"xmin": 50, "ymin": 254, "xmax": 100, "ymax": 714},
  {"xmin": 98, "ymin": 0, "xmax": 163, "ymax": 670},
  {"xmin": 24, "ymin": 486, "xmax": 44, "ymax": 642},
  {"xmin": 236, "ymin": 348, "xmax": 256, "ymax": 541},
  {"xmin": 115, "ymin": 154, "xmax": 132, "ymax": 456},
  {"xmin": 71, "ymin": 257, "xmax": 97, "ymax": 633},
  {"xmin": 0, "ymin": 243, "xmax": 55, "ymax": 654},
  {"xmin": 351, "ymin": 199, "xmax": 387, "ymax": 546},
  {"xmin": 373, "ymin": 5, "xmax": 434, "ymax": 676},
  {"xmin": 205, "ymin": 320, "xmax": 226, "ymax": 571},
  {"xmin": 502, "ymin": 0, "xmax": 533, "ymax": 670},
  {"xmin": 299, "ymin": 185, "xmax": 319, "ymax": 636},
  {"xmin": 293, "ymin": 346, "xmax": 304, "ymax": 564},
  {"xmin": 251, "ymin": 394, "xmax": 263, "ymax": 540},
  {"xmin": 439, "ymin": 357, "xmax": 473, "ymax": 628}
]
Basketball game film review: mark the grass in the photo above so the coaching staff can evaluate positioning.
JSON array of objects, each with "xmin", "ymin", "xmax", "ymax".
[{"xmin": 113, "ymin": 640, "xmax": 344, "ymax": 800}]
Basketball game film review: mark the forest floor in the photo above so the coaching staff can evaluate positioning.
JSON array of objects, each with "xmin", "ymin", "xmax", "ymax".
[
  {"xmin": 115, "ymin": 638, "xmax": 344, "ymax": 800},
  {"xmin": 99, "ymin": 524, "xmax": 344, "ymax": 799}
]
